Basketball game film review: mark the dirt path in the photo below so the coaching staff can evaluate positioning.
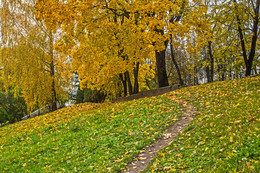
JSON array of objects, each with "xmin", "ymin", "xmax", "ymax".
[{"xmin": 121, "ymin": 97, "xmax": 197, "ymax": 173}]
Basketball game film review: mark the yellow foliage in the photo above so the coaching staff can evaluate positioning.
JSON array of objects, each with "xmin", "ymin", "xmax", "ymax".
[
  {"xmin": 34, "ymin": 0, "xmax": 211, "ymax": 96},
  {"xmin": 1, "ymin": 0, "xmax": 72, "ymax": 111}
]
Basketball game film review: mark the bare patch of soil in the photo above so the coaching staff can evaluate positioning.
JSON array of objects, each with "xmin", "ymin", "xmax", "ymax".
[{"xmin": 121, "ymin": 97, "xmax": 197, "ymax": 173}]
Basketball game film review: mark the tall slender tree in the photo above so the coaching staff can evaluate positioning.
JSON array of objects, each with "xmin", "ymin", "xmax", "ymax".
[
  {"xmin": 233, "ymin": 0, "xmax": 259, "ymax": 76},
  {"xmin": 0, "ymin": 0, "xmax": 72, "ymax": 112}
]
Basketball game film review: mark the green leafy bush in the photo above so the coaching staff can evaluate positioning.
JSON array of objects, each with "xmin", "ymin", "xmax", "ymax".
[{"xmin": 0, "ymin": 90, "xmax": 27, "ymax": 124}]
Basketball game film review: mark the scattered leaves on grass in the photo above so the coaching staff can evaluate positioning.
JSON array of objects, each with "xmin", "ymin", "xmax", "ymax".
[
  {"xmin": 145, "ymin": 77, "xmax": 260, "ymax": 173},
  {"xmin": 0, "ymin": 96, "xmax": 182, "ymax": 172}
]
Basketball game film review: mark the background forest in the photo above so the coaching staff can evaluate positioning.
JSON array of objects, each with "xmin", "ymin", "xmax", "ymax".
[{"xmin": 0, "ymin": 0, "xmax": 259, "ymax": 124}]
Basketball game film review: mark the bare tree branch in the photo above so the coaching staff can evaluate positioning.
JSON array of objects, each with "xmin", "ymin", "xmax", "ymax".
[{"xmin": 250, "ymin": 0, "xmax": 256, "ymax": 11}]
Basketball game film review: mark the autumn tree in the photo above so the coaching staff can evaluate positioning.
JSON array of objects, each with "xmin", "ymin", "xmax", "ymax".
[
  {"xmin": 233, "ymin": 0, "xmax": 259, "ymax": 76},
  {"xmin": 212, "ymin": 0, "xmax": 259, "ymax": 77},
  {"xmin": 170, "ymin": 0, "xmax": 259, "ymax": 85},
  {"xmin": 0, "ymin": 0, "xmax": 72, "ymax": 112},
  {"xmin": 36, "ymin": 0, "xmax": 211, "ymax": 100},
  {"xmin": 36, "ymin": 0, "xmax": 156, "ymax": 97}
]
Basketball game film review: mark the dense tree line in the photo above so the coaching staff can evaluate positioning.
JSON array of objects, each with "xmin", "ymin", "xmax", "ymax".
[{"xmin": 0, "ymin": 0, "xmax": 259, "ymax": 122}]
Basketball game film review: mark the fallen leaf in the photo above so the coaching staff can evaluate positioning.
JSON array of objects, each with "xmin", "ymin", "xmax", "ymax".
[{"xmin": 22, "ymin": 163, "xmax": 29, "ymax": 167}]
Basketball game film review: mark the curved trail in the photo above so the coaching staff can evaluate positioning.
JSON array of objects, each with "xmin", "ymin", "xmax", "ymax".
[{"xmin": 121, "ymin": 97, "xmax": 197, "ymax": 173}]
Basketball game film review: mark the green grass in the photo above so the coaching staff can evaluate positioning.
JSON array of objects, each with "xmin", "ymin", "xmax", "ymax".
[
  {"xmin": 0, "ymin": 96, "xmax": 183, "ymax": 172},
  {"xmin": 0, "ymin": 76, "xmax": 259, "ymax": 172},
  {"xmin": 145, "ymin": 76, "xmax": 260, "ymax": 172}
]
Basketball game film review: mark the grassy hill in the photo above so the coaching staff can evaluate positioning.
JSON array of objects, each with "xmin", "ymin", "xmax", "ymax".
[
  {"xmin": 0, "ymin": 96, "xmax": 183, "ymax": 172},
  {"xmin": 0, "ymin": 76, "xmax": 259, "ymax": 172},
  {"xmin": 145, "ymin": 76, "xmax": 259, "ymax": 173}
]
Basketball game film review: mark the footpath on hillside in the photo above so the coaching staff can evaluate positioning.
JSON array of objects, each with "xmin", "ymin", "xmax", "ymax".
[
  {"xmin": 122, "ymin": 97, "xmax": 196, "ymax": 173},
  {"xmin": 114, "ymin": 86, "xmax": 197, "ymax": 173}
]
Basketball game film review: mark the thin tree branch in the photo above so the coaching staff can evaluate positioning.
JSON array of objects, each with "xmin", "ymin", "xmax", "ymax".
[
  {"xmin": 248, "ymin": 0, "xmax": 259, "ymax": 63},
  {"xmin": 250, "ymin": 0, "xmax": 256, "ymax": 11},
  {"xmin": 233, "ymin": 0, "xmax": 248, "ymax": 65}
]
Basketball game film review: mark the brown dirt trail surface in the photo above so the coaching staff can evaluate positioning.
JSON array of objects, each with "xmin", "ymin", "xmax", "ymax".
[{"xmin": 121, "ymin": 97, "xmax": 197, "ymax": 173}]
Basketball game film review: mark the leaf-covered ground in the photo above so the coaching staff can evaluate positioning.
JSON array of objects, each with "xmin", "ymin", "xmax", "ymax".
[
  {"xmin": 0, "ymin": 96, "xmax": 183, "ymax": 172},
  {"xmin": 0, "ymin": 76, "xmax": 259, "ymax": 172},
  {"xmin": 145, "ymin": 76, "xmax": 260, "ymax": 172}
]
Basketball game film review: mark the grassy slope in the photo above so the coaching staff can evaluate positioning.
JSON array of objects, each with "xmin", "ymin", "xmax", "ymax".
[
  {"xmin": 145, "ymin": 76, "xmax": 260, "ymax": 172},
  {"xmin": 0, "ymin": 96, "xmax": 183, "ymax": 172},
  {"xmin": 0, "ymin": 76, "xmax": 259, "ymax": 172}
]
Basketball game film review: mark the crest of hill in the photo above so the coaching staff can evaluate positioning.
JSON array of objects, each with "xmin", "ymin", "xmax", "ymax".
[{"xmin": 112, "ymin": 84, "xmax": 179, "ymax": 103}]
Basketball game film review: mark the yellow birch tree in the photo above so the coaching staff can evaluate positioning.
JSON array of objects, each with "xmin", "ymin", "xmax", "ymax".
[{"xmin": 0, "ymin": 0, "xmax": 72, "ymax": 112}]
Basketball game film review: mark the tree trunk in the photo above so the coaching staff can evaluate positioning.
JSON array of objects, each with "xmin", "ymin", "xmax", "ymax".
[
  {"xmin": 254, "ymin": 65, "xmax": 258, "ymax": 74},
  {"xmin": 193, "ymin": 67, "xmax": 198, "ymax": 85},
  {"xmin": 247, "ymin": 0, "xmax": 259, "ymax": 76},
  {"xmin": 245, "ymin": 62, "xmax": 253, "ymax": 76},
  {"xmin": 155, "ymin": 48, "xmax": 169, "ymax": 88},
  {"xmin": 170, "ymin": 39, "xmax": 184, "ymax": 85},
  {"xmin": 49, "ymin": 31, "xmax": 57, "ymax": 111},
  {"xmin": 217, "ymin": 64, "xmax": 222, "ymax": 81},
  {"xmin": 155, "ymin": 37, "xmax": 169, "ymax": 88},
  {"xmin": 208, "ymin": 41, "xmax": 214, "ymax": 82},
  {"xmin": 119, "ymin": 73, "xmax": 127, "ymax": 97},
  {"xmin": 50, "ymin": 61, "xmax": 57, "ymax": 111},
  {"xmin": 133, "ymin": 62, "xmax": 139, "ymax": 94},
  {"xmin": 234, "ymin": 0, "xmax": 259, "ymax": 76},
  {"xmin": 153, "ymin": 25, "xmax": 169, "ymax": 88},
  {"xmin": 125, "ymin": 71, "xmax": 133, "ymax": 95},
  {"xmin": 206, "ymin": 66, "xmax": 210, "ymax": 83},
  {"xmin": 116, "ymin": 80, "xmax": 122, "ymax": 97}
]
